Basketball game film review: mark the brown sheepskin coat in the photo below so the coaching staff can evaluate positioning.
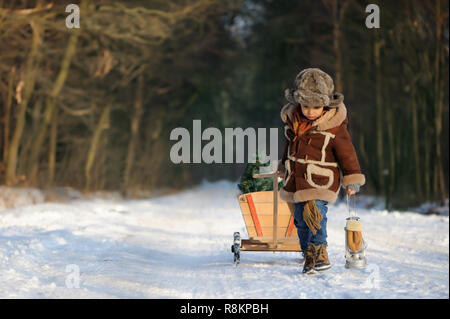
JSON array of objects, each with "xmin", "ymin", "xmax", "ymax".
[{"xmin": 279, "ymin": 102, "xmax": 365, "ymax": 204}]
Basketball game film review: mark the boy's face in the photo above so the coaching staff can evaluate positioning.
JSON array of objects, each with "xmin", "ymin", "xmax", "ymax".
[{"xmin": 300, "ymin": 104, "xmax": 325, "ymax": 120}]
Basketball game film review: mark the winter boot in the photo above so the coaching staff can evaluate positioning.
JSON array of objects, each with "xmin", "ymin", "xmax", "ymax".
[
  {"xmin": 314, "ymin": 244, "xmax": 331, "ymax": 271},
  {"xmin": 302, "ymin": 243, "xmax": 317, "ymax": 274}
]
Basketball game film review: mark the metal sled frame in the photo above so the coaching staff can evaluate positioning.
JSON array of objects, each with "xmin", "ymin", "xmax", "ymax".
[{"xmin": 232, "ymin": 171, "xmax": 301, "ymax": 264}]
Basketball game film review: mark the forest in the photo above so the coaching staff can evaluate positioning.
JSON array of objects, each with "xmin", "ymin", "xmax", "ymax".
[{"xmin": 0, "ymin": 0, "xmax": 448, "ymax": 210}]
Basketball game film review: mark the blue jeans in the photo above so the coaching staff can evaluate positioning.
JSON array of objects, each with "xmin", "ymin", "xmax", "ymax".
[{"xmin": 293, "ymin": 200, "xmax": 328, "ymax": 251}]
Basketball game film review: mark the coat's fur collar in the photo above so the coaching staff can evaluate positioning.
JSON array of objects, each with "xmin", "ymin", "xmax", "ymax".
[{"xmin": 280, "ymin": 102, "xmax": 347, "ymax": 131}]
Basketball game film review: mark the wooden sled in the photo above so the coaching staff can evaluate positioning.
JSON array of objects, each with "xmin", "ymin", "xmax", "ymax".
[{"xmin": 232, "ymin": 170, "xmax": 301, "ymax": 265}]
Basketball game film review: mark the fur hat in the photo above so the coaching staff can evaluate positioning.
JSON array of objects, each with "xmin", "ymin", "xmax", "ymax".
[{"xmin": 284, "ymin": 68, "xmax": 344, "ymax": 108}]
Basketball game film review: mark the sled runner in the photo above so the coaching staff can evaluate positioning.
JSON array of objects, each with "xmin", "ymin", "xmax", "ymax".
[{"xmin": 232, "ymin": 169, "xmax": 301, "ymax": 265}]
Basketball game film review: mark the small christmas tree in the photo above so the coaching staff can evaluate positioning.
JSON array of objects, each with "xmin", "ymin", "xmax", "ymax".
[{"xmin": 237, "ymin": 153, "xmax": 284, "ymax": 194}]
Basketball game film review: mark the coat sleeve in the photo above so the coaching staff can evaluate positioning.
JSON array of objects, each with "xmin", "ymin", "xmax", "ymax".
[
  {"xmin": 332, "ymin": 119, "xmax": 366, "ymax": 187},
  {"xmin": 278, "ymin": 134, "xmax": 289, "ymax": 173},
  {"xmin": 281, "ymin": 138, "xmax": 289, "ymax": 164}
]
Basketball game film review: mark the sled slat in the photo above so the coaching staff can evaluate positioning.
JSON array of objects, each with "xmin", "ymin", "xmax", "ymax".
[
  {"xmin": 246, "ymin": 193, "xmax": 263, "ymax": 237},
  {"xmin": 247, "ymin": 227, "xmax": 298, "ymax": 238},
  {"xmin": 286, "ymin": 215, "xmax": 296, "ymax": 237},
  {"xmin": 241, "ymin": 239, "xmax": 300, "ymax": 251},
  {"xmin": 242, "ymin": 214, "xmax": 292, "ymax": 228},
  {"xmin": 238, "ymin": 191, "xmax": 284, "ymax": 203}
]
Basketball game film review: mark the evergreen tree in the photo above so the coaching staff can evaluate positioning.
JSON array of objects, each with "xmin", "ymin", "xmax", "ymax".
[{"xmin": 237, "ymin": 154, "xmax": 283, "ymax": 194}]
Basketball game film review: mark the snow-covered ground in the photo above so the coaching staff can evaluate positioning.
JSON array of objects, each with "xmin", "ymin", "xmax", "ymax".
[{"xmin": 0, "ymin": 180, "xmax": 448, "ymax": 298}]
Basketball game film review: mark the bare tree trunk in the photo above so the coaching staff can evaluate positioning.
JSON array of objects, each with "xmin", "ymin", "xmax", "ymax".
[
  {"xmin": 28, "ymin": 27, "xmax": 81, "ymax": 185},
  {"xmin": 424, "ymin": 121, "xmax": 431, "ymax": 200},
  {"xmin": 437, "ymin": 53, "xmax": 447, "ymax": 203},
  {"xmin": 18, "ymin": 97, "xmax": 43, "ymax": 175},
  {"xmin": 411, "ymin": 91, "xmax": 423, "ymax": 201},
  {"xmin": 48, "ymin": 106, "xmax": 58, "ymax": 186},
  {"xmin": 92, "ymin": 133, "xmax": 107, "ymax": 191},
  {"xmin": 3, "ymin": 67, "xmax": 14, "ymax": 167},
  {"xmin": 85, "ymin": 105, "xmax": 111, "ymax": 191},
  {"xmin": 123, "ymin": 74, "xmax": 144, "ymax": 190},
  {"xmin": 359, "ymin": 133, "xmax": 369, "ymax": 170},
  {"xmin": 433, "ymin": 0, "xmax": 446, "ymax": 204},
  {"xmin": 374, "ymin": 31, "xmax": 385, "ymax": 196},
  {"xmin": 5, "ymin": 21, "xmax": 42, "ymax": 185},
  {"xmin": 385, "ymin": 102, "xmax": 395, "ymax": 209},
  {"xmin": 97, "ymin": 134, "xmax": 108, "ymax": 190},
  {"xmin": 327, "ymin": 0, "xmax": 350, "ymax": 92}
]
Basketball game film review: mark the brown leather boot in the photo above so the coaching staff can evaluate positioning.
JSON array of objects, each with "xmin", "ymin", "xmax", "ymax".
[
  {"xmin": 314, "ymin": 244, "xmax": 331, "ymax": 271},
  {"xmin": 302, "ymin": 243, "xmax": 317, "ymax": 274}
]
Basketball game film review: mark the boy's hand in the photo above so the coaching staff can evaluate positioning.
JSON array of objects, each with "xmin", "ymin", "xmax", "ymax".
[{"xmin": 346, "ymin": 184, "xmax": 360, "ymax": 195}]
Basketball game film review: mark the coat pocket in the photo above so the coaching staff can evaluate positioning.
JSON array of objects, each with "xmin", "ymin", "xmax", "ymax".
[{"xmin": 305, "ymin": 163, "xmax": 334, "ymax": 189}]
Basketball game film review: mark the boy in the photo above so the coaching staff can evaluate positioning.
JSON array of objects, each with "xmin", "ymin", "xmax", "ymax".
[{"xmin": 277, "ymin": 68, "xmax": 365, "ymax": 274}]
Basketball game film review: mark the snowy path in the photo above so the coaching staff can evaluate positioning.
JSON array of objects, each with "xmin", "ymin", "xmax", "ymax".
[{"xmin": 0, "ymin": 181, "xmax": 448, "ymax": 298}]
